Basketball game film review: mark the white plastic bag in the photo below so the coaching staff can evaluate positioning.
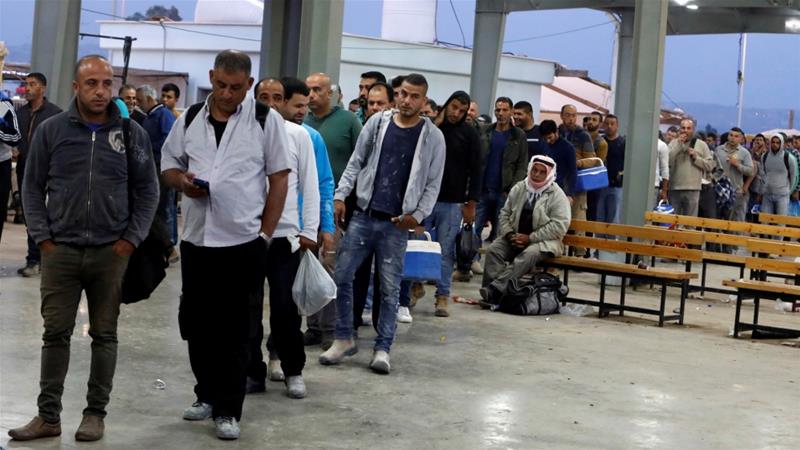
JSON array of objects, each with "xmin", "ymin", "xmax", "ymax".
[
  {"xmin": 292, "ymin": 251, "xmax": 337, "ymax": 316},
  {"xmin": 560, "ymin": 303, "xmax": 595, "ymax": 317}
]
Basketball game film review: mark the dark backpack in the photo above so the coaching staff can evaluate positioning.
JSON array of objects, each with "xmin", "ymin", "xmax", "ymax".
[
  {"xmin": 486, "ymin": 272, "xmax": 568, "ymax": 316},
  {"xmin": 120, "ymin": 116, "xmax": 172, "ymax": 304},
  {"xmin": 455, "ymin": 223, "xmax": 480, "ymax": 265}
]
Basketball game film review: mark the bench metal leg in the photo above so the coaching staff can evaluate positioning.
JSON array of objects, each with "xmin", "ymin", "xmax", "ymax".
[
  {"xmin": 678, "ymin": 280, "xmax": 688, "ymax": 325},
  {"xmin": 598, "ymin": 274, "xmax": 607, "ymax": 318},
  {"xmin": 753, "ymin": 295, "xmax": 761, "ymax": 330},
  {"xmin": 658, "ymin": 280, "xmax": 667, "ymax": 327},
  {"xmin": 733, "ymin": 291, "xmax": 743, "ymax": 338},
  {"xmin": 701, "ymin": 261, "xmax": 708, "ymax": 296},
  {"xmin": 563, "ymin": 267, "xmax": 569, "ymax": 287},
  {"xmin": 619, "ymin": 277, "xmax": 626, "ymax": 316}
]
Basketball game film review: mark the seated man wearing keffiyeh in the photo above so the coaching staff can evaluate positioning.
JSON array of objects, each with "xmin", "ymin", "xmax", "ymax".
[{"xmin": 480, "ymin": 155, "xmax": 572, "ymax": 296}]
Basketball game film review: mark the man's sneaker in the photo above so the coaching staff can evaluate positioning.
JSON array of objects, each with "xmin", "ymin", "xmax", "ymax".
[
  {"xmin": 214, "ymin": 416, "xmax": 240, "ymax": 440},
  {"xmin": 369, "ymin": 350, "xmax": 391, "ymax": 374},
  {"xmin": 285, "ymin": 375, "xmax": 307, "ymax": 399},
  {"xmin": 168, "ymin": 248, "xmax": 180, "ymax": 264},
  {"xmin": 267, "ymin": 359, "xmax": 285, "ymax": 381},
  {"xmin": 245, "ymin": 376, "xmax": 266, "ymax": 394},
  {"xmin": 470, "ymin": 261, "xmax": 484, "ymax": 275},
  {"xmin": 74, "ymin": 415, "xmax": 104, "ymax": 442},
  {"xmin": 19, "ymin": 264, "xmax": 41, "ymax": 277},
  {"xmin": 8, "ymin": 416, "xmax": 61, "ymax": 441},
  {"xmin": 318, "ymin": 339, "xmax": 358, "ymax": 365},
  {"xmin": 321, "ymin": 332, "xmax": 334, "ymax": 351},
  {"xmin": 397, "ymin": 306, "xmax": 413, "ymax": 323},
  {"xmin": 434, "ymin": 295, "xmax": 450, "ymax": 317},
  {"xmin": 183, "ymin": 401, "xmax": 213, "ymax": 420},
  {"xmin": 303, "ymin": 329, "xmax": 322, "ymax": 346}
]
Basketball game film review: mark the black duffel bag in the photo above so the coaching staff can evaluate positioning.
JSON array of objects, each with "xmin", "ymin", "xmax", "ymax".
[{"xmin": 486, "ymin": 272, "xmax": 568, "ymax": 316}]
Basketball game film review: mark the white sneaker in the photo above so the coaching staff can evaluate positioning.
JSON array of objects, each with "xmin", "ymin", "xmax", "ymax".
[
  {"xmin": 470, "ymin": 261, "xmax": 484, "ymax": 275},
  {"xmin": 369, "ymin": 350, "xmax": 391, "ymax": 374},
  {"xmin": 285, "ymin": 375, "xmax": 307, "ymax": 399},
  {"xmin": 318, "ymin": 339, "xmax": 358, "ymax": 365},
  {"xmin": 214, "ymin": 416, "xmax": 240, "ymax": 440},
  {"xmin": 268, "ymin": 359, "xmax": 285, "ymax": 381},
  {"xmin": 183, "ymin": 401, "xmax": 212, "ymax": 421},
  {"xmin": 397, "ymin": 306, "xmax": 413, "ymax": 323}
]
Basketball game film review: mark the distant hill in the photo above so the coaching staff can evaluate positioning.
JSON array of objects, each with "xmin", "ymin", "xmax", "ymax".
[
  {"xmin": 5, "ymin": 41, "xmax": 103, "ymax": 66},
  {"xmin": 678, "ymin": 101, "xmax": 798, "ymax": 135}
]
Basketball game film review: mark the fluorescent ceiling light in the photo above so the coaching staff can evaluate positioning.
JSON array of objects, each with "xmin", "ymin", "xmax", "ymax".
[
  {"xmin": 686, "ymin": 4, "xmax": 699, "ymax": 10},
  {"xmin": 674, "ymin": 0, "xmax": 689, "ymax": 5},
  {"xmin": 787, "ymin": 18, "xmax": 800, "ymax": 32}
]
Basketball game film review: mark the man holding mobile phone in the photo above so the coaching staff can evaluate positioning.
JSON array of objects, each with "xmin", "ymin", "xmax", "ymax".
[{"xmin": 160, "ymin": 50, "xmax": 290, "ymax": 441}]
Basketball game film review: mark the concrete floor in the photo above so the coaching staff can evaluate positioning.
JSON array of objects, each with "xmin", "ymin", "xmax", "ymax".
[{"xmin": 1, "ymin": 221, "xmax": 799, "ymax": 450}]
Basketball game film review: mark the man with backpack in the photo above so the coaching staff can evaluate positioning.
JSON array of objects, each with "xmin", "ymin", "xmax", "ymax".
[
  {"xmin": 713, "ymin": 127, "xmax": 753, "ymax": 223},
  {"xmin": 10, "ymin": 55, "xmax": 159, "ymax": 442},
  {"xmin": 160, "ymin": 50, "xmax": 290, "ymax": 440},
  {"xmin": 480, "ymin": 155, "xmax": 571, "ymax": 301},
  {"xmin": 758, "ymin": 134, "xmax": 797, "ymax": 216}
]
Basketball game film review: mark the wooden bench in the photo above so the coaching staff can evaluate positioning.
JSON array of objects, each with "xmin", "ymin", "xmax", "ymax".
[
  {"xmin": 544, "ymin": 227, "xmax": 702, "ymax": 326},
  {"xmin": 722, "ymin": 243, "xmax": 800, "ymax": 339},
  {"xmin": 757, "ymin": 212, "xmax": 800, "ymax": 228},
  {"xmin": 645, "ymin": 211, "xmax": 800, "ymax": 294}
]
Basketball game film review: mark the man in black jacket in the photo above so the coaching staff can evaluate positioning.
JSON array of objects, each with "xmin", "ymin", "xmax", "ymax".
[
  {"xmin": 398, "ymin": 91, "xmax": 482, "ymax": 319},
  {"xmin": 460, "ymin": 97, "xmax": 527, "ymax": 278},
  {"xmin": 14, "ymin": 72, "xmax": 62, "ymax": 276},
  {"xmin": 10, "ymin": 55, "xmax": 159, "ymax": 443}
]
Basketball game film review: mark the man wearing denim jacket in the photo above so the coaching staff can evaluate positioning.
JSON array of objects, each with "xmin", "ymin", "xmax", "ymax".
[{"xmin": 319, "ymin": 73, "xmax": 445, "ymax": 375}]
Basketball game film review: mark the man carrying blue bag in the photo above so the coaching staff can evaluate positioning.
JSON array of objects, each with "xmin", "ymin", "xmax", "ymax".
[{"xmin": 319, "ymin": 74, "xmax": 444, "ymax": 375}]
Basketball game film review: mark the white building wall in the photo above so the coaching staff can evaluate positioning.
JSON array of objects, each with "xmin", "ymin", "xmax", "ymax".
[{"xmin": 98, "ymin": 21, "xmax": 555, "ymax": 115}]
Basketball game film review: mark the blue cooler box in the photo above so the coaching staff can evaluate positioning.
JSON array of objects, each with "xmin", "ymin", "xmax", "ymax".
[
  {"xmin": 575, "ymin": 161, "xmax": 609, "ymax": 192},
  {"xmin": 402, "ymin": 232, "xmax": 442, "ymax": 282}
]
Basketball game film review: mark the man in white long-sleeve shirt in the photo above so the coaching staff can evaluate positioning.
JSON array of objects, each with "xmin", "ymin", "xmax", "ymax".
[
  {"xmin": 248, "ymin": 78, "xmax": 320, "ymax": 400},
  {"xmin": 655, "ymin": 137, "xmax": 669, "ymax": 206}
]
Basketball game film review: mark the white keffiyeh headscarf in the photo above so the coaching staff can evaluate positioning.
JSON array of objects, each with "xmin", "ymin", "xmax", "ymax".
[{"xmin": 526, "ymin": 155, "xmax": 556, "ymax": 203}]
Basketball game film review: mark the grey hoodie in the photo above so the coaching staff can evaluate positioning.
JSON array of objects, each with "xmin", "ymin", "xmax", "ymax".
[
  {"xmin": 759, "ymin": 135, "xmax": 796, "ymax": 197},
  {"xmin": 23, "ymin": 99, "xmax": 159, "ymax": 247},
  {"xmin": 335, "ymin": 110, "xmax": 445, "ymax": 224}
]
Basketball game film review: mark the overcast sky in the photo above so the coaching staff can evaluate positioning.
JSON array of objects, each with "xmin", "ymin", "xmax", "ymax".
[{"xmin": 2, "ymin": 0, "xmax": 798, "ymax": 113}]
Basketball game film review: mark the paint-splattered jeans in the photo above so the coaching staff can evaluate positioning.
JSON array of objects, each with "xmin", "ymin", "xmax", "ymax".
[{"xmin": 333, "ymin": 212, "xmax": 408, "ymax": 353}]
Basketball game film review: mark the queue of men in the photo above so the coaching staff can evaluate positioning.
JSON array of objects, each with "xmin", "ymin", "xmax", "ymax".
[{"xmin": 6, "ymin": 48, "xmax": 797, "ymax": 443}]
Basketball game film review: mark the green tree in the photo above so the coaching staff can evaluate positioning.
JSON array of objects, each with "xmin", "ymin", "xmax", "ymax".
[{"xmin": 127, "ymin": 5, "xmax": 182, "ymax": 21}]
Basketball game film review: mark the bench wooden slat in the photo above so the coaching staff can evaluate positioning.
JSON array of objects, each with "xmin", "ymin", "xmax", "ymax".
[
  {"xmin": 702, "ymin": 251, "xmax": 746, "ymax": 264},
  {"xmin": 757, "ymin": 212, "xmax": 800, "ymax": 228},
  {"xmin": 743, "ymin": 256, "xmax": 800, "ymax": 275},
  {"xmin": 722, "ymin": 279, "xmax": 800, "ymax": 296},
  {"xmin": 746, "ymin": 239, "xmax": 800, "ymax": 258},
  {"xmin": 570, "ymin": 220, "xmax": 705, "ymax": 246},
  {"xmin": 645, "ymin": 211, "xmax": 800, "ymax": 239},
  {"xmin": 547, "ymin": 256, "xmax": 697, "ymax": 280},
  {"xmin": 563, "ymin": 235, "xmax": 704, "ymax": 262}
]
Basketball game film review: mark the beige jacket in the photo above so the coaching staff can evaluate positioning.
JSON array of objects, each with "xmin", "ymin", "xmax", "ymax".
[{"xmin": 499, "ymin": 180, "xmax": 572, "ymax": 256}]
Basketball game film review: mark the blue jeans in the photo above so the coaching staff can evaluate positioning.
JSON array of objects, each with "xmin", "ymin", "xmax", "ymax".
[
  {"xmin": 400, "ymin": 202, "xmax": 462, "ymax": 305},
  {"xmin": 471, "ymin": 190, "xmax": 506, "ymax": 264},
  {"xmin": 596, "ymin": 187, "xmax": 622, "ymax": 225},
  {"xmin": 165, "ymin": 189, "xmax": 178, "ymax": 244},
  {"xmin": 334, "ymin": 213, "xmax": 408, "ymax": 352},
  {"xmin": 761, "ymin": 193, "xmax": 788, "ymax": 216}
]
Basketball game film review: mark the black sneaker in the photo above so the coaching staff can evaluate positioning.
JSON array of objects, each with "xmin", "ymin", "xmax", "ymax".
[{"xmin": 303, "ymin": 329, "xmax": 322, "ymax": 346}]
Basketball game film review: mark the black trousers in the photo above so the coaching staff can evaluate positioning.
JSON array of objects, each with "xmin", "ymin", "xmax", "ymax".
[
  {"xmin": 179, "ymin": 238, "xmax": 265, "ymax": 421},
  {"xmin": 247, "ymin": 238, "xmax": 305, "ymax": 380}
]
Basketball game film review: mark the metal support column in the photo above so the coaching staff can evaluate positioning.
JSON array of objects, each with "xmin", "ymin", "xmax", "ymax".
[
  {"xmin": 469, "ymin": 0, "xmax": 507, "ymax": 118},
  {"xmin": 31, "ymin": 0, "xmax": 81, "ymax": 109},
  {"xmin": 612, "ymin": 9, "xmax": 634, "ymax": 136},
  {"xmin": 259, "ymin": 0, "xmax": 303, "ymax": 79},
  {"xmin": 298, "ymin": 0, "xmax": 344, "ymax": 83},
  {"xmin": 620, "ymin": 0, "xmax": 668, "ymax": 227}
]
